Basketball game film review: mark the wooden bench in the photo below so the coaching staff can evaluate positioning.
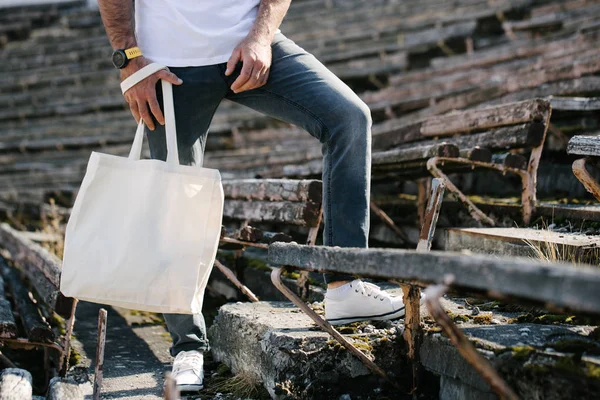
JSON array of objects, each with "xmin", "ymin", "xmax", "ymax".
[
  {"xmin": 215, "ymin": 179, "xmax": 323, "ymax": 300},
  {"xmin": 567, "ymin": 134, "xmax": 600, "ymax": 201},
  {"xmin": 0, "ymin": 223, "xmax": 76, "ymax": 385}
]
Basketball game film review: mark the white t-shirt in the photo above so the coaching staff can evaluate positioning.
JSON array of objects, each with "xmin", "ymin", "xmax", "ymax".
[{"xmin": 134, "ymin": 0, "xmax": 260, "ymax": 67}]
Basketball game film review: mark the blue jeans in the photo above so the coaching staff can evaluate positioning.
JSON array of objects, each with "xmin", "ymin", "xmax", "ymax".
[{"xmin": 149, "ymin": 32, "xmax": 372, "ymax": 355}]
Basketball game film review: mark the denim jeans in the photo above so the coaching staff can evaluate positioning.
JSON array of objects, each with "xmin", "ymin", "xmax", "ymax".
[{"xmin": 148, "ymin": 32, "xmax": 372, "ymax": 355}]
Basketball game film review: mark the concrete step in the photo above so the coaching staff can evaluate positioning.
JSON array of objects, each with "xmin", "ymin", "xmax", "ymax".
[{"xmin": 209, "ymin": 297, "xmax": 600, "ymax": 399}]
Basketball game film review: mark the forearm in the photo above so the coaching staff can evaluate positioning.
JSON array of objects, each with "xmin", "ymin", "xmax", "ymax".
[
  {"xmin": 97, "ymin": 0, "xmax": 136, "ymax": 49},
  {"xmin": 248, "ymin": 0, "xmax": 291, "ymax": 45}
]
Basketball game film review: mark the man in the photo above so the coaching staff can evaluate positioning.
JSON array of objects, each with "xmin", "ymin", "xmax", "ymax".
[{"xmin": 97, "ymin": 0, "xmax": 405, "ymax": 392}]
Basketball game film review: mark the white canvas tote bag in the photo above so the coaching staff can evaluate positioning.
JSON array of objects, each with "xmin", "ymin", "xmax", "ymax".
[{"xmin": 60, "ymin": 64, "xmax": 223, "ymax": 314}]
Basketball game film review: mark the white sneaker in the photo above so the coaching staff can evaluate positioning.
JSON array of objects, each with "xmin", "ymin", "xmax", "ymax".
[
  {"xmin": 171, "ymin": 350, "xmax": 204, "ymax": 392},
  {"xmin": 324, "ymin": 280, "xmax": 405, "ymax": 325}
]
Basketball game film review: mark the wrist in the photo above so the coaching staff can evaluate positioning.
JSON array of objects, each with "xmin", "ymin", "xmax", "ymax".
[
  {"xmin": 119, "ymin": 57, "xmax": 146, "ymax": 79},
  {"xmin": 246, "ymin": 31, "xmax": 272, "ymax": 46}
]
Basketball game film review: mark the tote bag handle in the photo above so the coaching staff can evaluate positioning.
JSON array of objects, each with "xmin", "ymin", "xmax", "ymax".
[{"xmin": 120, "ymin": 63, "xmax": 179, "ymax": 166}]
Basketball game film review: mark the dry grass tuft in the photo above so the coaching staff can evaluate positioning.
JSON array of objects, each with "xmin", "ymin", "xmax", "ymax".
[
  {"xmin": 523, "ymin": 227, "xmax": 600, "ymax": 267},
  {"xmin": 207, "ymin": 370, "xmax": 266, "ymax": 399},
  {"xmin": 39, "ymin": 198, "xmax": 65, "ymax": 258}
]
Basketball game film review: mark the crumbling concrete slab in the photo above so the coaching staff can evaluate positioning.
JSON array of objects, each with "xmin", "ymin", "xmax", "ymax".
[
  {"xmin": 208, "ymin": 301, "xmax": 409, "ymax": 399},
  {"xmin": 210, "ymin": 298, "xmax": 600, "ymax": 400}
]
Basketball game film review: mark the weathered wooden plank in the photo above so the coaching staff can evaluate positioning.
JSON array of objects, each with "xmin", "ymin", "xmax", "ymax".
[
  {"xmin": 550, "ymin": 97, "xmax": 600, "ymax": 111},
  {"xmin": 421, "ymin": 99, "xmax": 551, "ymax": 137},
  {"xmin": 0, "ymin": 223, "xmax": 74, "ymax": 318},
  {"xmin": 222, "ymin": 179, "xmax": 322, "ymax": 203},
  {"xmin": 1, "ymin": 263, "xmax": 54, "ymax": 343},
  {"xmin": 445, "ymin": 227, "xmax": 600, "ymax": 264},
  {"xmin": 0, "ymin": 273, "xmax": 18, "ymax": 340},
  {"xmin": 372, "ymin": 143, "xmax": 459, "ymax": 165},
  {"xmin": 268, "ymin": 242, "xmax": 600, "ymax": 315},
  {"xmin": 376, "ymin": 122, "xmax": 544, "ymax": 153},
  {"xmin": 567, "ymin": 135, "xmax": 600, "ymax": 157},
  {"xmin": 0, "ymin": 368, "xmax": 32, "ymax": 399},
  {"xmin": 223, "ymin": 200, "xmax": 321, "ymax": 227}
]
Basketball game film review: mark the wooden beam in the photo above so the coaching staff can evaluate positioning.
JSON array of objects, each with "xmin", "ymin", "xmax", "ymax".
[
  {"xmin": 1, "ymin": 263, "xmax": 54, "ymax": 343},
  {"xmin": 421, "ymin": 99, "xmax": 550, "ymax": 138},
  {"xmin": 222, "ymin": 179, "xmax": 322, "ymax": 203},
  {"xmin": 268, "ymin": 242, "xmax": 600, "ymax": 315},
  {"xmin": 223, "ymin": 200, "xmax": 321, "ymax": 227},
  {"xmin": 550, "ymin": 97, "xmax": 600, "ymax": 111},
  {"xmin": 567, "ymin": 135, "xmax": 600, "ymax": 157},
  {"xmin": 0, "ymin": 273, "xmax": 17, "ymax": 340},
  {"xmin": 376, "ymin": 122, "xmax": 545, "ymax": 153},
  {"xmin": 372, "ymin": 143, "xmax": 459, "ymax": 165},
  {"xmin": 0, "ymin": 223, "xmax": 74, "ymax": 318}
]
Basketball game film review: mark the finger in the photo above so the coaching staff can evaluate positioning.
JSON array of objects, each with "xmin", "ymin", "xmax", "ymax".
[
  {"xmin": 225, "ymin": 48, "xmax": 241, "ymax": 76},
  {"xmin": 148, "ymin": 94, "xmax": 164, "ymax": 126},
  {"xmin": 156, "ymin": 70, "xmax": 183, "ymax": 85},
  {"xmin": 237, "ymin": 66, "xmax": 261, "ymax": 92},
  {"xmin": 129, "ymin": 100, "xmax": 141, "ymax": 124},
  {"xmin": 138, "ymin": 101, "xmax": 155, "ymax": 131},
  {"xmin": 231, "ymin": 59, "xmax": 254, "ymax": 92},
  {"xmin": 258, "ymin": 68, "xmax": 270, "ymax": 87}
]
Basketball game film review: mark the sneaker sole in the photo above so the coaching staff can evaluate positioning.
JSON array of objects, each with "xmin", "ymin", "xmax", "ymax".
[
  {"xmin": 176, "ymin": 383, "xmax": 204, "ymax": 392},
  {"xmin": 326, "ymin": 307, "xmax": 405, "ymax": 326}
]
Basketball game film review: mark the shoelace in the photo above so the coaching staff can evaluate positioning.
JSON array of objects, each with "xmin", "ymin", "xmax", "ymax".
[
  {"xmin": 172, "ymin": 352, "xmax": 203, "ymax": 376},
  {"xmin": 349, "ymin": 281, "xmax": 391, "ymax": 302}
]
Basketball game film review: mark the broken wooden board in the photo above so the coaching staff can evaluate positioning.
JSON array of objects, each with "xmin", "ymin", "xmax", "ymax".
[
  {"xmin": 268, "ymin": 242, "xmax": 600, "ymax": 315},
  {"xmin": 567, "ymin": 135, "xmax": 600, "ymax": 157},
  {"xmin": 222, "ymin": 179, "xmax": 322, "ymax": 203},
  {"xmin": 445, "ymin": 227, "xmax": 600, "ymax": 265},
  {"xmin": 0, "ymin": 223, "xmax": 74, "ymax": 318}
]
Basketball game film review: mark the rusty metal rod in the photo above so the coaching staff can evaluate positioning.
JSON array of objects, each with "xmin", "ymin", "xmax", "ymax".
[
  {"xmin": 93, "ymin": 308, "xmax": 108, "ymax": 400},
  {"xmin": 424, "ymin": 282, "xmax": 520, "ymax": 400},
  {"xmin": 370, "ymin": 200, "xmax": 412, "ymax": 245},
  {"xmin": 573, "ymin": 158, "xmax": 600, "ymax": 201},
  {"xmin": 270, "ymin": 267, "xmax": 396, "ymax": 386},
  {"xmin": 59, "ymin": 298, "xmax": 78, "ymax": 376},
  {"xmin": 214, "ymin": 259, "xmax": 259, "ymax": 302},
  {"xmin": 219, "ymin": 237, "xmax": 269, "ymax": 249}
]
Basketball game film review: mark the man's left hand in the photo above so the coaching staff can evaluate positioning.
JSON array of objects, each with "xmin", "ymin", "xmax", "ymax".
[{"xmin": 225, "ymin": 35, "xmax": 272, "ymax": 93}]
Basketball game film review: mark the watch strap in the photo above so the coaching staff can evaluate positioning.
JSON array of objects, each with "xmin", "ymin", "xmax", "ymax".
[{"xmin": 124, "ymin": 47, "xmax": 143, "ymax": 59}]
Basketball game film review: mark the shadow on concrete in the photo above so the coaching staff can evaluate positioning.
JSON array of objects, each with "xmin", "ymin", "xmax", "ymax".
[{"xmin": 74, "ymin": 300, "xmax": 170, "ymax": 398}]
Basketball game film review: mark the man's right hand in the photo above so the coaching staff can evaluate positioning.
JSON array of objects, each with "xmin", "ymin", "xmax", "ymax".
[{"xmin": 120, "ymin": 56, "xmax": 183, "ymax": 130}]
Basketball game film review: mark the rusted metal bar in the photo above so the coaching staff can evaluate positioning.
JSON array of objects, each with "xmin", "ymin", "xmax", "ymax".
[
  {"xmin": 404, "ymin": 177, "xmax": 446, "ymax": 393},
  {"xmin": 219, "ymin": 237, "xmax": 269, "ymax": 249},
  {"xmin": 416, "ymin": 178, "xmax": 432, "ymax": 228},
  {"xmin": 416, "ymin": 178, "xmax": 445, "ymax": 252},
  {"xmin": 93, "ymin": 308, "xmax": 107, "ymax": 400},
  {"xmin": 427, "ymin": 156, "xmax": 533, "ymax": 226},
  {"xmin": 424, "ymin": 282, "xmax": 520, "ymax": 400},
  {"xmin": 522, "ymin": 116, "xmax": 550, "ymax": 225},
  {"xmin": 0, "ymin": 352, "xmax": 15, "ymax": 369},
  {"xmin": 163, "ymin": 372, "xmax": 179, "ymax": 400},
  {"xmin": 59, "ymin": 298, "xmax": 78, "ymax": 376},
  {"xmin": 370, "ymin": 200, "xmax": 412, "ymax": 245},
  {"xmin": 270, "ymin": 267, "xmax": 394, "ymax": 384},
  {"xmin": 214, "ymin": 259, "xmax": 259, "ymax": 302},
  {"xmin": 401, "ymin": 284, "xmax": 421, "ymax": 394},
  {"xmin": 573, "ymin": 158, "xmax": 600, "ymax": 201},
  {"xmin": 427, "ymin": 158, "xmax": 496, "ymax": 226},
  {"xmin": 306, "ymin": 207, "xmax": 323, "ymax": 246}
]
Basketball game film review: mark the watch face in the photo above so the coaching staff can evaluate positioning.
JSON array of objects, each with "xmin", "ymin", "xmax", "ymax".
[{"xmin": 112, "ymin": 50, "xmax": 126, "ymax": 68}]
